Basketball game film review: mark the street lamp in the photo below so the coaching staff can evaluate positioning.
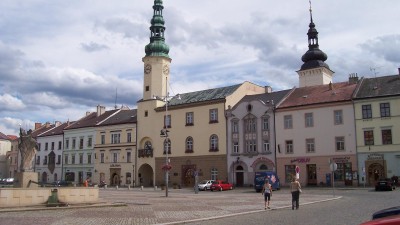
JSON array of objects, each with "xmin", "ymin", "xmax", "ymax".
[{"xmin": 153, "ymin": 77, "xmax": 180, "ymax": 197}]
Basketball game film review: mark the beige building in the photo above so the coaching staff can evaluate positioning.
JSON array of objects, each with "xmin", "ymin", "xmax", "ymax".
[
  {"xmin": 5, "ymin": 135, "xmax": 18, "ymax": 178},
  {"xmin": 353, "ymin": 73, "xmax": 400, "ymax": 186},
  {"xmin": 93, "ymin": 108, "xmax": 137, "ymax": 187},
  {"xmin": 136, "ymin": 1, "xmax": 264, "ymax": 188}
]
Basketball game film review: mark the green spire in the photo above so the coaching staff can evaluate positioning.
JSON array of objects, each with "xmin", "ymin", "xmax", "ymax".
[{"xmin": 145, "ymin": 0, "xmax": 170, "ymax": 58}]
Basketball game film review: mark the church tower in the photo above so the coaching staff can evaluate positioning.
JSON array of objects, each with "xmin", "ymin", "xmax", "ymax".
[
  {"xmin": 297, "ymin": 3, "xmax": 334, "ymax": 87},
  {"xmin": 142, "ymin": 0, "xmax": 171, "ymax": 101}
]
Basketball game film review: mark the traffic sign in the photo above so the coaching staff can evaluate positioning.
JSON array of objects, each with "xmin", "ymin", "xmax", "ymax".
[
  {"xmin": 295, "ymin": 166, "xmax": 300, "ymax": 174},
  {"xmin": 330, "ymin": 163, "xmax": 337, "ymax": 172}
]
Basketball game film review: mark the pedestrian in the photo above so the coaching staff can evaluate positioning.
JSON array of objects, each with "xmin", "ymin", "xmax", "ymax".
[
  {"xmin": 262, "ymin": 179, "xmax": 272, "ymax": 210},
  {"xmin": 290, "ymin": 177, "xmax": 301, "ymax": 210},
  {"xmin": 84, "ymin": 178, "xmax": 89, "ymax": 187}
]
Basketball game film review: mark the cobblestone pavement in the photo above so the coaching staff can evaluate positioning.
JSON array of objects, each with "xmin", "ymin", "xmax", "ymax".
[{"xmin": 0, "ymin": 187, "xmax": 340, "ymax": 225}]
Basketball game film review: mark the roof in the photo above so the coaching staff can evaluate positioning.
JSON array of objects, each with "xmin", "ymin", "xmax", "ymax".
[
  {"xmin": 239, "ymin": 89, "xmax": 292, "ymax": 107},
  {"xmin": 39, "ymin": 121, "xmax": 73, "ymax": 137},
  {"xmin": 278, "ymin": 81, "xmax": 358, "ymax": 109},
  {"xmin": 7, "ymin": 135, "xmax": 18, "ymax": 141},
  {"xmin": 65, "ymin": 109, "xmax": 119, "ymax": 130},
  {"xmin": 354, "ymin": 75, "xmax": 400, "ymax": 99},
  {"xmin": 0, "ymin": 132, "xmax": 10, "ymax": 140},
  {"xmin": 168, "ymin": 84, "xmax": 242, "ymax": 107},
  {"xmin": 98, "ymin": 109, "xmax": 137, "ymax": 126},
  {"xmin": 31, "ymin": 123, "xmax": 55, "ymax": 138}
]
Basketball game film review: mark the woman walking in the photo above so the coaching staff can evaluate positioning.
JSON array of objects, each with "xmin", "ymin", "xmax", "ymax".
[
  {"xmin": 290, "ymin": 177, "xmax": 301, "ymax": 210},
  {"xmin": 262, "ymin": 179, "xmax": 272, "ymax": 209}
]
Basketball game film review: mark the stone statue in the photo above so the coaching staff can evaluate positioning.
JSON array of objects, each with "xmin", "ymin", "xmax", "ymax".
[{"xmin": 18, "ymin": 128, "xmax": 37, "ymax": 172}]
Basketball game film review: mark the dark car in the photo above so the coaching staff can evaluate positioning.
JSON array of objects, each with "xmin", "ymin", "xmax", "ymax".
[
  {"xmin": 372, "ymin": 206, "xmax": 400, "ymax": 220},
  {"xmin": 52, "ymin": 180, "xmax": 71, "ymax": 187},
  {"xmin": 375, "ymin": 178, "xmax": 396, "ymax": 191}
]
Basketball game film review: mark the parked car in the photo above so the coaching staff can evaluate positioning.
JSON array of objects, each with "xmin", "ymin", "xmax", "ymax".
[
  {"xmin": 375, "ymin": 178, "xmax": 396, "ymax": 191},
  {"xmin": 210, "ymin": 180, "xmax": 233, "ymax": 191},
  {"xmin": 359, "ymin": 206, "xmax": 400, "ymax": 225},
  {"xmin": 196, "ymin": 180, "xmax": 215, "ymax": 191},
  {"xmin": 52, "ymin": 180, "xmax": 71, "ymax": 187}
]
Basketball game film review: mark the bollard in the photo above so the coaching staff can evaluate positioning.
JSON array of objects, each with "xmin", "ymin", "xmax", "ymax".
[
  {"xmin": 154, "ymin": 186, "xmax": 158, "ymax": 191},
  {"xmin": 104, "ymin": 184, "xmax": 107, "ymax": 189},
  {"xmin": 116, "ymin": 185, "xmax": 119, "ymax": 190},
  {"xmin": 141, "ymin": 186, "xmax": 143, "ymax": 190},
  {"xmin": 128, "ymin": 185, "xmax": 131, "ymax": 190}
]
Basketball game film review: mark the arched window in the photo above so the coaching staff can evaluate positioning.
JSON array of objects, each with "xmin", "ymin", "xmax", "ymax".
[
  {"xmin": 259, "ymin": 164, "xmax": 268, "ymax": 170},
  {"xmin": 186, "ymin": 137, "xmax": 194, "ymax": 153},
  {"xmin": 210, "ymin": 135, "xmax": 219, "ymax": 151},
  {"xmin": 164, "ymin": 138, "xmax": 171, "ymax": 154}
]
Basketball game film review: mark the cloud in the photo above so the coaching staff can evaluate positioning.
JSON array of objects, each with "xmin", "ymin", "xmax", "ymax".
[
  {"xmin": 81, "ymin": 42, "xmax": 109, "ymax": 52},
  {"xmin": 360, "ymin": 35, "xmax": 400, "ymax": 63},
  {"xmin": 0, "ymin": 94, "xmax": 26, "ymax": 111}
]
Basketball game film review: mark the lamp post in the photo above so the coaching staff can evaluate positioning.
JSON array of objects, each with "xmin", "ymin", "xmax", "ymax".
[{"xmin": 154, "ymin": 77, "xmax": 180, "ymax": 197}]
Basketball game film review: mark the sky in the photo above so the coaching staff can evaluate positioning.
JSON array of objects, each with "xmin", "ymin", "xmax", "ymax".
[{"xmin": 1, "ymin": 0, "xmax": 399, "ymax": 136}]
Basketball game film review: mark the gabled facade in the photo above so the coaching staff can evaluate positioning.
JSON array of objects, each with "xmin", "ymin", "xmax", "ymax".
[
  {"xmin": 93, "ymin": 108, "xmax": 137, "ymax": 187},
  {"xmin": 63, "ymin": 106, "xmax": 118, "ymax": 185},
  {"xmin": 226, "ymin": 89, "xmax": 291, "ymax": 186},
  {"xmin": 353, "ymin": 73, "xmax": 400, "ymax": 185},
  {"xmin": 136, "ymin": 0, "xmax": 265, "ymax": 188},
  {"xmin": 36, "ymin": 121, "xmax": 70, "ymax": 183}
]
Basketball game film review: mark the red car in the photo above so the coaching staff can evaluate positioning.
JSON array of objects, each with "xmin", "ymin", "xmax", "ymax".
[{"xmin": 210, "ymin": 180, "xmax": 233, "ymax": 191}]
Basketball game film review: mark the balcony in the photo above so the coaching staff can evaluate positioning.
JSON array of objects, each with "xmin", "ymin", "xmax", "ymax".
[{"xmin": 138, "ymin": 148, "xmax": 153, "ymax": 158}]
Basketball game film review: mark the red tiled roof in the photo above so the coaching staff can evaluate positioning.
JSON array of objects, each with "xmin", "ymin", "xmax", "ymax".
[
  {"xmin": 278, "ymin": 82, "xmax": 357, "ymax": 109},
  {"xmin": 7, "ymin": 135, "xmax": 18, "ymax": 140}
]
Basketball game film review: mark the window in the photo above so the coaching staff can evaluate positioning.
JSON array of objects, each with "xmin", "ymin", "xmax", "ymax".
[
  {"xmin": 306, "ymin": 138, "xmax": 315, "ymax": 153},
  {"xmin": 79, "ymin": 154, "xmax": 83, "ymax": 164},
  {"xmin": 209, "ymin": 109, "xmax": 218, "ymax": 123},
  {"xmin": 335, "ymin": 136, "xmax": 345, "ymax": 151},
  {"xmin": 72, "ymin": 138, "xmax": 76, "ymax": 149},
  {"xmin": 37, "ymin": 143, "xmax": 41, "ymax": 151},
  {"xmin": 71, "ymin": 154, "xmax": 76, "ymax": 164},
  {"xmin": 127, "ymin": 152, "xmax": 131, "ymax": 163},
  {"xmin": 112, "ymin": 152, "xmax": 118, "ymax": 163},
  {"xmin": 45, "ymin": 142, "xmax": 48, "ymax": 151},
  {"xmin": 65, "ymin": 139, "xmax": 69, "ymax": 149},
  {"xmin": 285, "ymin": 140, "xmax": 293, "ymax": 154},
  {"xmin": 245, "ymin": 140, "xmax": 257, "ymax": 153},
  {"xmin": 185, "ymin": 137, "xmax": 194, "ymax": 153},
  {"xmin": 51, "ymin": 142, "xmax": 55, "ymax": 150},
  {"xmin": 262, "ymin": 116, "xmax": 269, "ymax": 131},
  {"xmin": 87, "ymin": 137, "xmax": 92, "ymax": 147},
  {"xmin": 211, "ymin": 168, "xmax": 218, "ymax": 180},
  {"xmin": 43, "ymin": 156, "xmax": 48, "ymax": 165},
  {"xmin": 334, "ymin": 110, "xmax": 343, "ymax": 125},
  {"xmin": 58, "ymin": 141, "xmax": 62, "ymax": 150},
  {"xmin": 232, "ymin": 120, "xmax": 239, "ymax": 133},
  {"xmin": 382, "ymin": 129, "xmax": 392, "ymax": 145},
  {"xmin": 101, "ymin": 134, "xmax": 105, "ymax": 144},
  {"xmin": 57, "ymin": 155, "xmax": 61, "ymax": 164},
  {"xmin": 233, "ymin": 142, "xmax": 239, "ymax": 154},
  {"xmin": 380, "ymin": 103, "xmax": 390, "ymax": 117},
  {"xmin": 263, "ymin": 140, "xmax": 270, "ymax": 153},
  {"xmin": 186, "ymin": 112, "xmax": 194, "ymax": 125},
  {"xmin": 285, "ymin": 165, "xmax": 296, "ymax": 183},
  {"xmin": 305, "ymin": 113, "xmax": 313, "ymax": 127},
  {"xmin": 36, "ymin": 156, "xmax": 40, "ymax": 165},
  {"xmin": 111, "ymin": 133, "xmax": 121, "ymax": 144},
  {"xmin": 164, "ymin": 115, "xmax": 171, "ymax": 128},
  {"xmin": 164, "ymin": 139, "xmax": 171, "ymax": 154},
  {"xmin": 100, "ymin": 153, "xmax": 105, "ymax": 163},
  {"xmin": 79, "ymin": 137, "xmax": 84, "ymax": 149},
  {"xmin": 364, "ymin": 130, "xmax": 374, "ymax": 146},
  {"xmin": 244, "ymin": 115, "xmax": 256, "ymax": 133},
  {"xmin": 210, "ymin": 135, "xmax": 219, "ymax": 151},
  {"xmin": 362, "ymin": 104, "xmax": 372, "ymax": 119},
  {"xmin": 145, "ymin": 110, "xmax": 148, "ymax": 117},
  {"xmin": 87, "ymin": 154, "xmax": 92, "ymax": 164},
  {"xmin": 284, "ymin": 115, "xmax": 293, "ymax": 129},
  {"xmin": 64, "ymin": 155, "xmax": 68, "ymax": 164},
  {"xmin": 127, "ymin": 133, "xmax": 132, "ymax": 143}
]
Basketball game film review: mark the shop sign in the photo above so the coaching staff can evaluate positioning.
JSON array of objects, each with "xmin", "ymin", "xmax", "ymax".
[
  {"xmin": 332, "ymin": 157, "xmax": 350, "ymax": 163},
  {"xmin": 290, "ymin": 158, "xmax": 310, "ymax": 163},
  {"xmin": 367, "ymin": 153, "xmax": 384, "ymax": 160}
]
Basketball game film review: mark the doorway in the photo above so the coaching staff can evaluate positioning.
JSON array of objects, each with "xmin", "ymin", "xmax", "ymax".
[
  {"xmin": 235, "ymin": 165, "xmax": 244, "ymax": 187},
  {"xmin": 307, "ymin": 164, "xmax": 317, "ymax": 185}
]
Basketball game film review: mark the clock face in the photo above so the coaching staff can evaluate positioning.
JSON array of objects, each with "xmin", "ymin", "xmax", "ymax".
[
  {"xmin": 144, "ymin": 64, "xmax": 152, "ymax": 74},
  {"xmin": 163, "ymin": 65, "xmax": 169, "ymax": 75}
]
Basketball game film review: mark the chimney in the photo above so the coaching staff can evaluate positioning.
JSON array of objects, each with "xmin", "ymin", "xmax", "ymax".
[
  {"xmin": 86, "ymin": 111, "xmax": 91, "ymax": 116},
  {"xmin": 348, "ymin": 73, "xmax": 359, "ymax": 84},
  {"xmin": 97, "ymin": 105, "xmax": 106, "ymax": 117},
  {"xmin": 265, "ymin": 86, "xmax": 272, "ymax": 93},
  {"xmin": 328, "ymin": 82, "xmax": 334, "ymax": 90},
  {"xmin": 34, "ymin": 123, "xmax": 42, "ymax": 130},
  {"xmin": 55, "ymin": 121, "xmax": 62, "ymax": 127}
]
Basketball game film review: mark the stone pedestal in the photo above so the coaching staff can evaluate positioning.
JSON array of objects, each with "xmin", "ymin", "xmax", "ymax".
[{"xmin": 14, "ymin": 172, "xmax": 38, "ymax": 188}]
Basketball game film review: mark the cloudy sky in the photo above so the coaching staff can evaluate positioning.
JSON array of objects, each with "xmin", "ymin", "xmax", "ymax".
[{"xmin": 1, "ymin": 0, "xmax": 399, "ymax": 135}]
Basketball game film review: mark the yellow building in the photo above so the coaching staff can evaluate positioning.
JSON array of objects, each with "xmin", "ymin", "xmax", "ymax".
[
  {"xmin": 136, "ymin": 0, "xmax": 264, "ymax": 188},
  {"xmin": 93, "ymin": 108, "xmax": 137, "ymax": 187},
  {"xmin": 354, "ymin": 74, "xmax": 400, "ymax": 186}
]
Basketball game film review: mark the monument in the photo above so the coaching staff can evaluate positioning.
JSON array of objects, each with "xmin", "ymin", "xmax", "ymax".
[{"xmin": 14, "ymin": 128, "xmax": 39, "ymax": 188}]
